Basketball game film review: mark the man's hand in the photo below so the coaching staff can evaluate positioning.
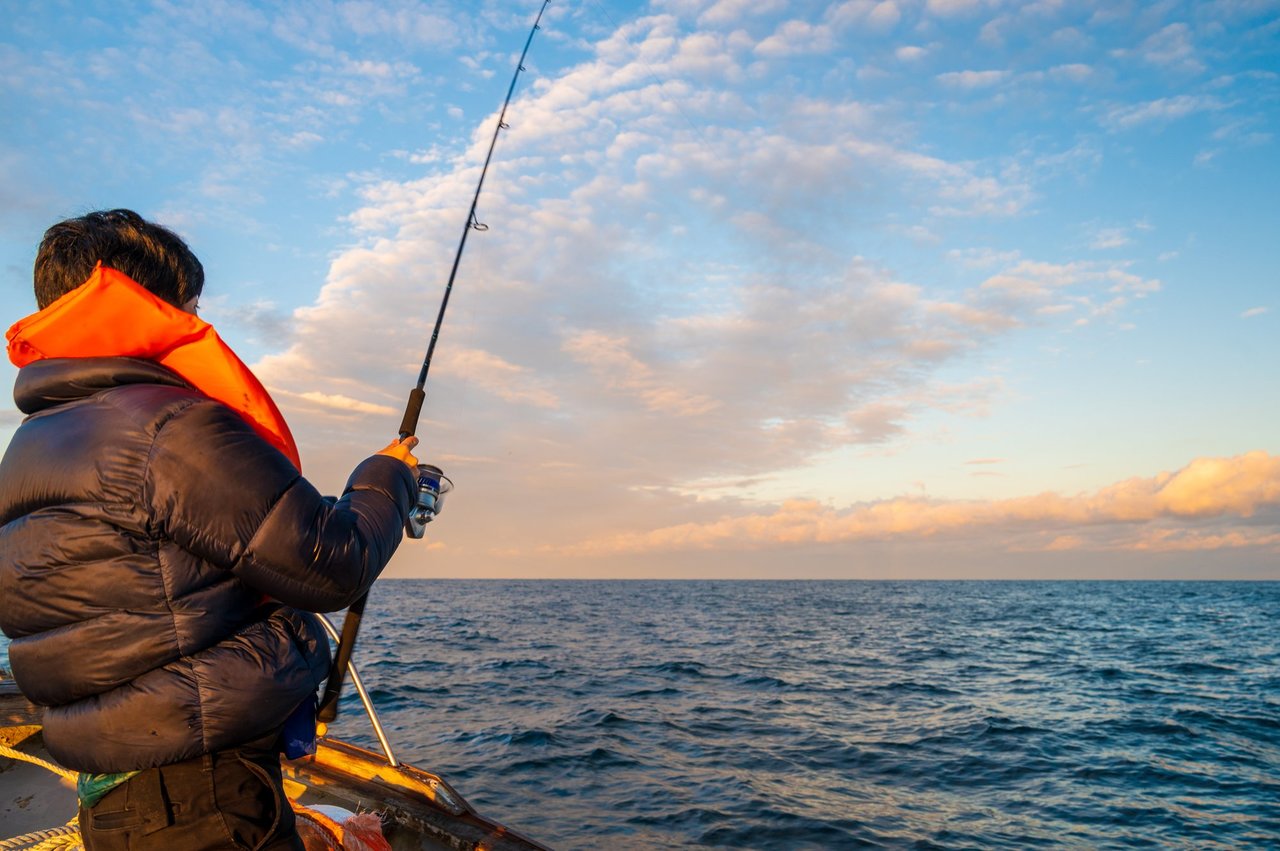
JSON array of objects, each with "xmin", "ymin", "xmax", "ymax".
[{"xmin": 376, "ymin": 436, "xmax": 419, "ymax": 470}]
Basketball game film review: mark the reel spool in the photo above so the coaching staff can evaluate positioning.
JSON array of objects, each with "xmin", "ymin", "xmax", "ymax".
[{"xmin": 407, "ymin": 464, "xmax": 454, "ymax": 538}]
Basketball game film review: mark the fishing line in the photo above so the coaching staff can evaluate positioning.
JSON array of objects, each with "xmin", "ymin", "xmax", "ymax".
[{"xmin": 318, "ymin": 0, "xmax": 553, "ymax": 723}]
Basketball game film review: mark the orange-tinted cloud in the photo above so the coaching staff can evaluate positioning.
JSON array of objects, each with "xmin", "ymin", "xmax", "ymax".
[
  {"xmin": 562, "ymin": 331, "xmax": 719, "ymax": 417},
  {"xmin": 551, "ymin": 452, "xmax": 1280, "ymax": 556}
]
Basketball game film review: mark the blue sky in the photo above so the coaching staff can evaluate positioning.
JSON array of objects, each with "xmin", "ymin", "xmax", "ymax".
[{"xmin": 2, "ymin": 0, "xmax": 1278, "ymax": 577}]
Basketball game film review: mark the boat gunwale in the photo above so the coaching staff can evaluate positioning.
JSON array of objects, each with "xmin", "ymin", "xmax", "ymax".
[{"xmin": 0, "ymin": 681, "xmax": 551, "ymax": 851}]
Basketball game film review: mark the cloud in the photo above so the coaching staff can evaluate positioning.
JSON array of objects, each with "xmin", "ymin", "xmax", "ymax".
[
  {"xmin": 271, "ymin": 0, "xmax": 469, "ymax": 54},
  {"xmin": 550, "ymin": 452, "xmax": 1280, "ymax": 556},
  {"xmin": 215, "ymin": 5, "xmax": 1199, "ymax": 574},
  {"xmin": 336, "ymin": 57, "xmax": 417, "ymax": 80},
  {"xmin": 4, "ymin": 0, "xmax": 1276, "ymax": 581},
  {"xmin": 829, "ymin": 0, "xmax": 904, "ymax": 31},
  {"xmin": 1210, "ymin": 118, "xmax": 1273, "ymax": 147},
  {"xmin": 1135, "ymin": 23, "xmax": 1204, "ymax": 73},
  {"xmin": 283, "ymin": 130, "xmax": 324, "ymax": 150},
  {"xmin": 203, "ymin": 297, "xmax": 294, "ymax": 345},
  {"xmin": 925, "ymin": 0, "xmax": 987, "ymax": 16},
  {"xmin": 1241, "ymin": 306, "xmax": 1268, "ymax": 318},
  {"xmin": 698, "ymin": 0, "xmax": 786, "ymax": 27},
  {"xmin": 948, "ymin": 247, "xmax": 1022, "ymax": 269},
  {"xmin": 1104, "ymin": 95, "xmax": 1227, "ymax": 130},
  {"xmin": 562, "ymin": 331, "xmax": 718, "ymax": 417},
  {"xmin": 936, "ymin": 70, "xmax": 1009, "ymax": 88},
  {"xmin": 276, "ymin": 390, "xmax": 400, "ymax": 417},
  {"xmin": 1122, "ymin": 528, "xmax": 1280, "ymax": 553},
  {"xmin": 444, "ymin": 347, "xmax": 559, "ymax": 409},
  {"xmin": 865, "ymin": 1, "xmax": 904, "ymax": 30},
  {"xmin": 1048, "ymin": 63, "xmax": 1092, "ymax": 82},
  {"xmin": 1090, "ymin": 227, "xmax": 1131, "ymax": 249},
  {"xmin": 755, "ymin": 19, "xmax": 835, "ymax": 57},
  {"xmin": 977, "ymin": 259, "xmax": 1160, "ymax": 322}
]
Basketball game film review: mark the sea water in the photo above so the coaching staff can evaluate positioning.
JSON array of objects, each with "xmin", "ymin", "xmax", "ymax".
[
  {"xmin": 4, "ymin": 581, "xmax": 1278, "ymax": 848},
  {"xmin": 325, "ymin": 580, "xmax": 1280, "ymax": 849}
]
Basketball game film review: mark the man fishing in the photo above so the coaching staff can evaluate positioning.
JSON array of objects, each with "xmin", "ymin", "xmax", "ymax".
[{"xmin": 0, "ymin": 209, "xmax": 418, "ymax": 849}]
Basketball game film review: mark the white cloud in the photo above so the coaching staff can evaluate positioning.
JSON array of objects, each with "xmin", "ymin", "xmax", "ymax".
[
  {"xmin": 1136, "ymin": 22, "xmax": 1204, "ymax": 73},
  {"xmin": 124, "ymin": 3, "xmax": 1222, "ymax": 573},
  {"xmin": 925, "ymin": 0, "xmax": 988, "ymax": 16},
  {"xmin": 337, "ymin": 57, "xmax": 417, "ymax": 80},
  {"xmin": 1048, "ymin": 63, "xmax": 1093, "ymax": 82},
  {"xmin": 671, "ymin": 31, "xmax": 746, "ymax": 79},
  {"xmin": 2, "ymin": 0, "xmax": 1273, "ymax": 579},
  {"xmin": 248, "ymin": 5, "xmax": 1151, "ymax": 521},
  {"xmin": 1210, "ymin": 117, "xmax": 1274, "ymax": 148},
  {"xmin": 1090, "ymin": 227, "xmax": 1131, "ymax": 249},
  {"xmin": 866, "ymin": 1, "xmax": 904, "ymax": 30},
  {"xmin": 296, "ymin": 1, "xmax": 467, "ymax": 51},
  {"xmin": 978, "ymin": 260, "xmax": 1160, "ymax": 321},
  {"xmin": 563, "ymin": 331, "xmax": 719, "ymax": 417},
  {"xmin": 948, "ymin": 247, "xmax": 1022, "ymax": 269},
  {"xmin": 829, "ymin": 0, "xmax": 903, "ymax": 31},
  {"xmin": 755, "ymin": 19, "xmax": 836, "ymax": 57},
  {"xmin": 1104, "ymin": 95, "xmax": 1228, "ymax": 130},
  {"xmin": 443, "ymin": 348, "xmax": 560, "ymax": 409},
  {"xmin": 936, "ymin": 69, "xmax": 1009, "ymax": 88},
  {"xmin": 697, "ymin": 0, "xmax": 785, "ymax": 27},
  {"xmin": 278, "ymin": 390, "xmax": 400, "ymax": 417},
  {"xmin": 283, "ymin": 130, "xmax": 324, "ymax": 149}
]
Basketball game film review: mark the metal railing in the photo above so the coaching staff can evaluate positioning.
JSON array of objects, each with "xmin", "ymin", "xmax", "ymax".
[{"xmin": 316, "ymin": 614, "xmax": 398, "ymax": 767}]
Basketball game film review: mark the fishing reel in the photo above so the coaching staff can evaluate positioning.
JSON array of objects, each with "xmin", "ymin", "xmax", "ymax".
[{"xmin": 407, "ymin": 464, "xmax": 454, "ymax": 539}]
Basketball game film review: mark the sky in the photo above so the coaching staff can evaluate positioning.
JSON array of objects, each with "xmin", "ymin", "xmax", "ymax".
[{"xmin": 1, "ymin": 0, "xmax": 1278, "ymax": 579}]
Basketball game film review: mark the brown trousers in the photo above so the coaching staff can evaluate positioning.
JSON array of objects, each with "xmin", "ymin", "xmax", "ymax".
[{"xmin": 79, "ymin": 742, "xmax": 304, "ymax": 851}]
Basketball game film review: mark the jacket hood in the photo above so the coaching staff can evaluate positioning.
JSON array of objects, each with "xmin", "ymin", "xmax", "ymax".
[{"xmin": 6, "ymin": 264, "xmax": 300, "ymax": 469}]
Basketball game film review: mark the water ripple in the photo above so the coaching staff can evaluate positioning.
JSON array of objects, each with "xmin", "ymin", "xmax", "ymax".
[{"xmin": 318, "ymin": 580, "xmax": 1280, "ymax": 850}]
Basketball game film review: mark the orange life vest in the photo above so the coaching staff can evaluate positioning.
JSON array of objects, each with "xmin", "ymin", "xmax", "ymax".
[{"xmin": 6, "ymin": 264, "xmax": 301, "ymax": 470}]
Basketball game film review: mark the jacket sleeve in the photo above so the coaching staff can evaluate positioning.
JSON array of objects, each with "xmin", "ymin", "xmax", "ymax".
[{"xmin": 146, "ymin": 398, "xmax": 417, "ymax": 612}]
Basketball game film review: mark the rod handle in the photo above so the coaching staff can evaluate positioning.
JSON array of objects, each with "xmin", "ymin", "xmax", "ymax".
[
  {"xmin": 399, "ymin": 387, "xmax": 426, "ymax": 439},
  {"xmin": 317, "ymin": 594, "xmax": 368, "ymax": 722}
]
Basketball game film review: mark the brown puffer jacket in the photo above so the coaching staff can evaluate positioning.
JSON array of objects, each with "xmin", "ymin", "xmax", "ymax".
[{"xmin": 0, "ymin": 357, "xmax": 415, "ymax": 773}]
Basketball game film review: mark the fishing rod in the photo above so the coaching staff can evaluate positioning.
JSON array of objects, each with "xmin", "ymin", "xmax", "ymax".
[{"xmin": 318, "ymin": 0, "xmax": 552, "ymax": 724}]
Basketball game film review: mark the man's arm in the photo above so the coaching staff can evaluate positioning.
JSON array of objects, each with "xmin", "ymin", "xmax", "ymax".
[{"xmin": 147, "ymin": 399, "xmax": 417, "ymax": 611}]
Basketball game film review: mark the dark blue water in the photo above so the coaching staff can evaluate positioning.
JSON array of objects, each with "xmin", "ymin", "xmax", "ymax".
[
  {"xmin": 320, "ymin": 581, "xmax": 1280, "ymax": 849},
  {"xmin": 3, "ymin": 581, "xmax": 1278, "ymax": 848}
]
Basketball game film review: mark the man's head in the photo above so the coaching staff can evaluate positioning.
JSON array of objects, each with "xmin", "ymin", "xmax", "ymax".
[{"xmin": 34, "ymin": 209, "xmax": 204, "ymax": 310}]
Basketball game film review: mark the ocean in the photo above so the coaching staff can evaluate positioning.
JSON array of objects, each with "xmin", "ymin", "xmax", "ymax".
[
  {"xmin": 323, "ymin": 580, "xmax": 1280, "ymax": 849},
  {"xmin": 3, "ymin": 580, "xmax": 1278, "ymax": 848}
]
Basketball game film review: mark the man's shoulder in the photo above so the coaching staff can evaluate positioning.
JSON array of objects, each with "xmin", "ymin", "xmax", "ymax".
[
  {"xmin": 61, "ymin": 379, "xmax": 212, "ymax": 448},
  {"xmin": 98, "ymin": 378, "xmax": 206, "ymax": 421},
  {"xmin": 16, "ymin": 357, "xmax": 196, "ymax": 418}
]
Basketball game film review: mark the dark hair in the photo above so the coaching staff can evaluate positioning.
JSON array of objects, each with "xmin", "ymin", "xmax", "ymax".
[{"xmin": 33, "ymin": 209, "xmax": 204, "ymax": 309}]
